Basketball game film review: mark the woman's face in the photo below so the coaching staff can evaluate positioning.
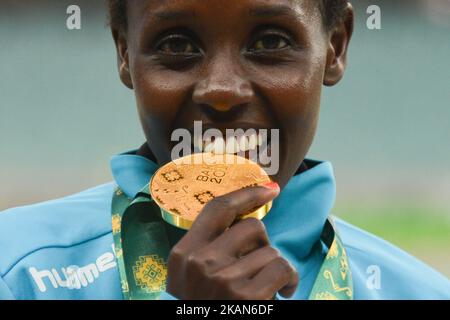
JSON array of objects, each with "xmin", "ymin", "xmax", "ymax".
[{"xmin": 114, "ymin": 0, "xmax": 352, "ymax": 188}]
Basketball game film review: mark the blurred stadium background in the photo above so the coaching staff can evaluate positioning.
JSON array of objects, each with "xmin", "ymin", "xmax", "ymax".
[{"xmin": 1, "ymin": 0, "xmax": 449, "ymax": 277}]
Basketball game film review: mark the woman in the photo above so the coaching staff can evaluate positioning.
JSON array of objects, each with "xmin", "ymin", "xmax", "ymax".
[{"xmin": 0, "ymin": 0, "xmax": 449, "ymax": 300}]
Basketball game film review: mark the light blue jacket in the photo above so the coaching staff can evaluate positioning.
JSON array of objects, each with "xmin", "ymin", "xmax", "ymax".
[{"xmin": 1, "ymin": 150, "xmax": 449, "ymax": 299}]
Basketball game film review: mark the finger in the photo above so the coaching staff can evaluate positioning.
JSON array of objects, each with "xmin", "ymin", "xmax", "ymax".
[
  {"xmin": 245, "ymin": 257, "xmax": 299, "ymax": 299},
  {"xmin": 206, "ymin": 218, "xmax": 270, "ymax": 258},
  {"xmin": 189, "ymin": 184, "xmax": 279, "ymax": 242},
  {"xmin": 215, "ymin": 246, "xmax": 282, "ymax": 280},
  {"xmin": 278, "ymin": 272, "xmax": 299, "ymax": 298}
]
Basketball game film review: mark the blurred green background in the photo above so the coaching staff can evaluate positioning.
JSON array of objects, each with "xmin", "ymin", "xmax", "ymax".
[{"xmin": 1, "ymin": 0, "xmax": 449, "ymax": 277}]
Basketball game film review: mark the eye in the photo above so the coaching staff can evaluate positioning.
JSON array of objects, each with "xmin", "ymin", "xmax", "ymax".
[
  {"xmin": 249, "ymin": 33, "xmax": 291, "ymax": 52},
  {"xmin": 156, "ymin": 35, "xmax": 201, "ymax": 55}
]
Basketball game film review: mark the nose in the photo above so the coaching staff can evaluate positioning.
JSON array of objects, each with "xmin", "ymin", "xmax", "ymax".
[{"xmin": 193, "ymin": 53, "xmax": 254, "ymax": 112}]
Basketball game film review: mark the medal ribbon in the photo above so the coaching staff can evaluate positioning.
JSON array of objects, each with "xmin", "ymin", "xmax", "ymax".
[{"xmin": 111, "ymin": 185, "xmax": 353, "ymax": 300}]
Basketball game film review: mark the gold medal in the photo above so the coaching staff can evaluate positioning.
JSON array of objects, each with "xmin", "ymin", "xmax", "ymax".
[{"xmin": 149, "ymin": 153, "xmax": 272, "ymax": 230}]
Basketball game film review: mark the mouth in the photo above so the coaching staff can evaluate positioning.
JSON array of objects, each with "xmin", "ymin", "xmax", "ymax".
[
  {"xmin": 170, "ymin": 122, "xmax": 280, "ymax": 175},
  {"xmin": 185, "ymin": 121, "xmax": 274, "ymax": 157},
  {"xmin": 192, "ymin": 130, "xmax": 270, "ymax": 156}
]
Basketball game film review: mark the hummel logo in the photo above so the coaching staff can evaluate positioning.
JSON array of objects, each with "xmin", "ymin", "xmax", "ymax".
[{"xmin": 29, "ymin": 244, "xmax": 117, "ymax": 292}]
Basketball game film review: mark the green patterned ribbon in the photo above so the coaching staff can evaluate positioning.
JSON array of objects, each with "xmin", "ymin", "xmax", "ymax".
[
  {"xmin": 308, "ymin": 219, "xmax": 354, "ymax": 300},
  {"xmin": 111, "ymin": 187, "xmax": 171, "ymax": 300},
  {"xmin": 111, "ymin": 185, "xmax": 353, "ymax": 300}
]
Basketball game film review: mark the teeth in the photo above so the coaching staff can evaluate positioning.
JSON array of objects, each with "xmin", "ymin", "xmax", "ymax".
[
  {"xmin": 257, "ymin": 132, "xmax": 263, "ymax": 147},
  {"xmin": 248, "ymin": 134, "xmax": 257, "ymax": 150},
  {"xmin": 226, "ymin": 137, "xmax": 240, "ymax": 154},
  {"xmin": 213, "ymin": 137, "xmax": 226, "ymax": 154},
  {"xmin": 204, "ymin": 141, "xmax": 214, "ymax": 153},
  {"xmin": 238, "ymin": 134, "xmax": 249, "ymax": 152},
  {"xmin": 194, "ymin": 132, "xmax": 263, "ymax": 155},
  {"xmin": 194, "ymin": 136, "xmax": 203, "ymax": 151}
]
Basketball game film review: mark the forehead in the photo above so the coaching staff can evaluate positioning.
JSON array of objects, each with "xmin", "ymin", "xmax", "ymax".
[{"xmin": 127, "ymin": 0, "xmax": 321, "ymax": 28}]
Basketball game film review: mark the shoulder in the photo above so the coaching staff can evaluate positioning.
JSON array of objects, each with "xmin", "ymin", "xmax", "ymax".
[
  {"xmin": 0, "ymin": 182, "xmax": 116, "ymax": 276},
  {"xmin": 334, "ymin": 217, "xmax": 450, "ymax": 299}
]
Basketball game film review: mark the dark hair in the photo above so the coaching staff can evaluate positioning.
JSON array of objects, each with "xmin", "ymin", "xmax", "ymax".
[{"xmin": 107, "ymin": 0, "xmax": 348, "ymax": 32}]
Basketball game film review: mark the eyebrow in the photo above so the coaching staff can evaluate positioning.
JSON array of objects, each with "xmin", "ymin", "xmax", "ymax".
[
  {"xmin": 152, "ymin": 9, "xmax": 197, "ymax": 21},
  {"xmin": 248, "ymin": 5, "xmax": 302, "ymax": 20},
  {"xmin": 150, "ymin": 4, "xmax": 301, "ymax": 22}
]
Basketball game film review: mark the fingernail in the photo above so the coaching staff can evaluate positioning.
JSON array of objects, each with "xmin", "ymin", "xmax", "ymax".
[{"xmin": 262, "ymin": 181, "xmax": 280, "ymax": 192}]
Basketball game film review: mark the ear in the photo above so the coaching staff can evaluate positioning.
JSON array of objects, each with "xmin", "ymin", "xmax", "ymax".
[
  {"xmin": 323, "ymin": 3, "xmax": 354, "ymax": 86},
  {"xmin": 111, "ymin": 28, "xmax": 133, "ymax": 89}
]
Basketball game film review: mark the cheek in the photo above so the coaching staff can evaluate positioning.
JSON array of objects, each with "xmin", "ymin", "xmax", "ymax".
[
  {"xmin": 131, "ymin": 60, "xmax": 195, "ymax": 120},
  {"xmin": 129, "ymin": 57, "xmax": 196, "ymax": 160},
  {"xmin": 249, "ymin": 53, "xmax": 326, "ymax": 171},
  {"xmin": 252, "ymin": 56, "xmax": 325, "ymax": 129}
]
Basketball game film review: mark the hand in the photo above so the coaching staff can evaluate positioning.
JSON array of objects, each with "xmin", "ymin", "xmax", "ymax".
[{"xmin": 166, "ymin": 183, "xmax": 299, "ymax": 300}]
